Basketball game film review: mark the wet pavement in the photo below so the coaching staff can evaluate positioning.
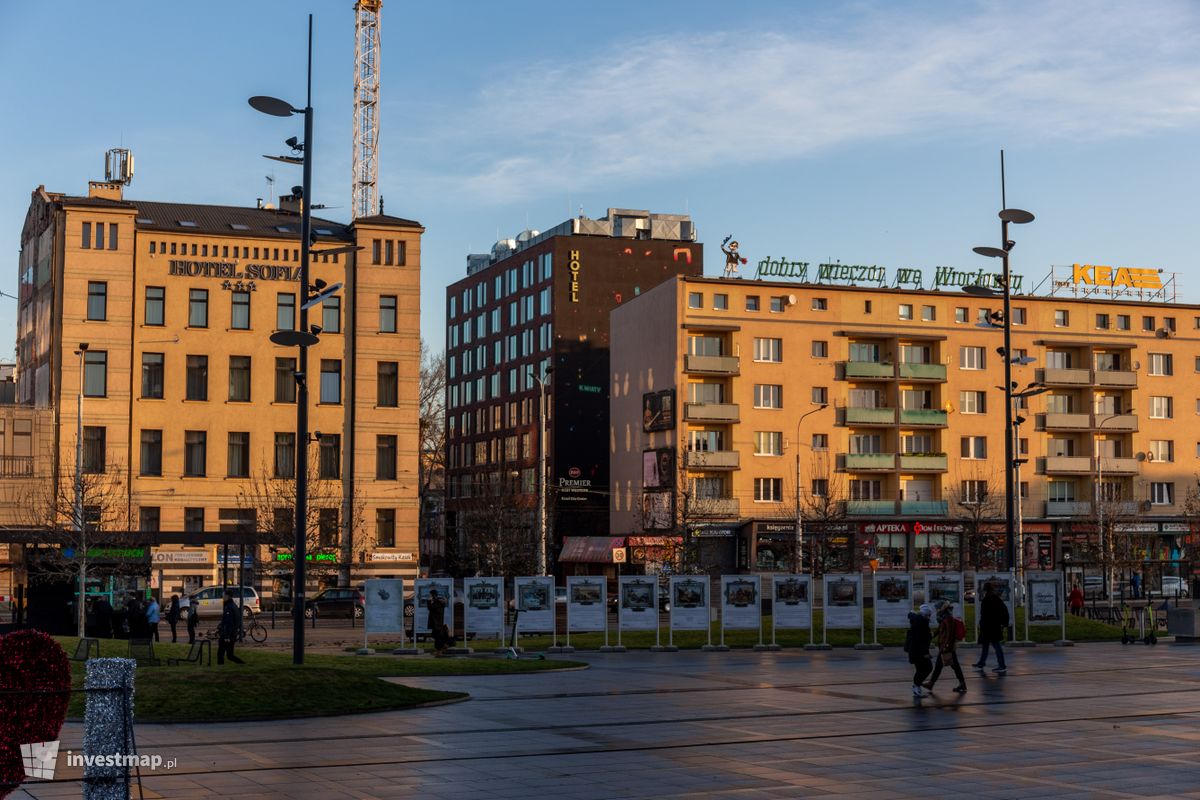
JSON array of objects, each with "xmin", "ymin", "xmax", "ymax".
[{"xmin": 15, "ymin": 642, "xmax": 1200, "ymax": 799}]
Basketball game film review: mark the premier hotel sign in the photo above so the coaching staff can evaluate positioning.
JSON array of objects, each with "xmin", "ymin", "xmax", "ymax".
[{"xmin": 754, "ymin": 258, "xmax": 1025, "ymax": 293}]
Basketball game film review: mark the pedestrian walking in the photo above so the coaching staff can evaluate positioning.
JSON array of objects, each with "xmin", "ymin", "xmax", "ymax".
[
  {"xmin": 428, "ymin": 588, "xmax": 448, "ymax": 655},
  {"xmin": 166, "ymin": 594, "xmax": 181, "ymax": 643},
  {"xmin": 186, "ymin": 597, "xmax": 199, "ymax": 644},
  {"xmin": 925, "ymin": 601, "xmax": 967, "ymax": 693},
  {"xmin": 1068, "ymin": 583, "xmax": 1084, "ymax": 616},
  {"xmin": 93, "ymin": 595, "xmax": 114, "ymax": 638},
  {"xmin": 973, "ymin": 583, "xmax": 1009, "ymax": 674},
  {"xmin": 906, "ymin": 603, "xmax": 934, "ymax": 697},
  {"xmin": 125, "ymin": 593, "xmax": 142, "ymax": 638},
  {"xmin": 146, "ymin": 595, "xmax": 161, "ymax": 642},
  {"xmin": 217, "ymin": 591, "xmax": 245, "ymax": 665},
  {"xmin": 1130, "ymin": 572, "xmax": 1141, "ymax": 600}
]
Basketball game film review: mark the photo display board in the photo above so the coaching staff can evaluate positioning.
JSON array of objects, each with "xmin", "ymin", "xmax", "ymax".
[
  {"xmin": 669, "ymin": 575, "xmax": 710, "ymax": 631},
  {"xmin": 771, "ymin": 575, "xmax": 812, "ymax": 630},
  {"xmin": 926, "ymin": 572, "xmax": 965, "ymax": 620},
  {"xmin": 566, "ymin": 576, "xmax": 607, "ymax": 632},
  {"xmin": 873, "ymin": 573, "xmax": 913, "ymax": 628},
  {"xmin": 1026, "ymin": 571, "xmax": 1064, "ymax": 625},
  {"xmin": 514, "ymin": 576, "xmax": 555, "ymax": 633},
  {"xmin": 464, "ymin": 577, "xmax": 504, "ymax": 636},
  {"xmin": 413, "ymin": 578, "xmax": 454, "ymax": 634},
  {"xmin": 720, "ymin": 575, "xmax": 761, "ymax": 630},
  {"xmin": 823, "ymin": 573, "xmax": 863, "ymax": 629},
  {"xmin": 363, "ymin": 579, "xmax": 404, "ymax": 635},
  {"xmin": 619, "ymin": 575, "xmax": 659, "ymax": 631},
  {"xmin": 974, "ymin": 572, "xmax": 1015, "ymax": 629}
]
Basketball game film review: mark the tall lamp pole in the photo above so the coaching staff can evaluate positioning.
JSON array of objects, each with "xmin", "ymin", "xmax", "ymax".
[
  {"xmin": 793, "ymin": 405, "xmax": 829, "ymax": 575},
  {"xmin": 73, "ymin": 343, "xmax": 89, "ymax": 637},
  {"xmin": 530, "ymin": 366, "xmax": 554, "ymax": 575}
]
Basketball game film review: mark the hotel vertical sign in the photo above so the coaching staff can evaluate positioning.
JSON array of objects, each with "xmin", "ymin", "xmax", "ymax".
[{"xmin": 569, "ymin": 249, "xmax": 581, "ymax": 302}]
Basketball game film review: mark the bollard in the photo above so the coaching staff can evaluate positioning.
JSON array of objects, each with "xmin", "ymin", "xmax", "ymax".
[
  {"xmin": 270, "ymin": 606, "xmax": 275, "ymax": 629},
  {"xmin": 83, "ymin": 657, "xmax": 136, "ymax": 800}
]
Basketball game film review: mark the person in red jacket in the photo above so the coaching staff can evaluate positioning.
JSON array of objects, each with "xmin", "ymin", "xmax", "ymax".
[{"xmin": 1068, "ymin": 583, "xmax": 1085, "ymax": 616}]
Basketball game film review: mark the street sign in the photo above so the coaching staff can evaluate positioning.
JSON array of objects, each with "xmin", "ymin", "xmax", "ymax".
[{"xmin": 612, "ymin": 548, "xmax": 627, "ymax": 563}]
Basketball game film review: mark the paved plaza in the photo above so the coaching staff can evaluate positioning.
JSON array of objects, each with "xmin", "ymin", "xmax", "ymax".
[{"xmin": 15, "ymin": 642, "xmax": 1200, "ymax": 799}]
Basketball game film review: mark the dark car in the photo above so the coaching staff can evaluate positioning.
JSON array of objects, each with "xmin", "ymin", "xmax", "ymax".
[{"xmin": 304, "ymin": 587, "xmax": 365, "ymax": 619}]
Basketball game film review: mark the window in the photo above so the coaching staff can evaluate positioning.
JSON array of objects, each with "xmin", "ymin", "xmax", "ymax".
[
  {"xmin": 811, "ymin": 387, "xmax": 828, "ymax": 404},
  {"xmin": 902, "ymin": 434, "xmax": 933, "ymax": 453},
  {"xmin": 275, "ymin": 358, "xmax": 296, "ymax": 403},
  {"xmin": 276, "ymin": 293, "xmax": 295, "ymax": 330},
  {"xmin": 811, "ymin": 340, "xmax": 828, "ymax": 358},
  {"xmin": 377, "ymin": 362, "xmax": 398, "ymax": 407},
  {"xmin": 746, "ymin": 296, "xmax": 760, "ymax": 311},
  {"xmin": 184, "ymin": 507, "xmax": 204, "ymax": 532},
  {"xmin": 1150, "ymin": 396, "xmax": 1173, "ymax": 419},
  {"xmin": 850, "ymin": 434, "xmax": 882, "ymax": 454},
  {"xmin": 1149, "ymin": 353, "xmax": 1173, "ymax": 376},
  {"xmin": 1143, "ymin": 315, "xmax": 1156, "ymax": 332},
  {"xmin": 960, "ymin": 436, "xmax": 987, "ymax": 459},
  {"xmin": 754, "ymin": 477, "xmax": 783, "ymax": 502},
  {"xmin": 228, "ymin": 356, "xmax": 251, "ymax": 402},
  {"xmin": 1150, "ymin": 482, "xmax": 1175, "ymax": 505},
  {"xmin": 323, "ymin": 296, "xmax": 341, "ymax": 333},
  {"xmin": 372, "ymin": 239, "xmax": 381, "ymax": 264},
  {"xmin": 960, "ymin": 391, "xmax": 986, "ymax": 414},
  {"xmin": 713, "ymin": 293, "xmax": 728, "ymax": 310},
  {"xmin": 185, "ymin": 355, "xmax": 208, "ymax": 401},
  {"xmin": 83, "ymin": 351, "xmax": 107, "ymax": 397},
  {"xmin": 139, "ymin": 430, "xmax": 162, "ymax": 476},
  {"xmin": 139, "ymin": 507, "xmax": 161, "ymax": 533},
  {"xmin": 1165, "ymin": 317, "xmax": 1177, "ymax": 332},
  {"xmin": 753, "ymin": 338, "xmax": 782, "ymax": 362},
  {"xmin": 189, "ymin": 289, "xmax": 208, "ymax": 326},
  {"xmin": 1095, "ymin": 313, "xmax": 1110, "ymax": 330},
  {"xmin": 811, "ymin": 479, "xmax": 829, "ymax": 497},
  {"xmin": 1116, "ymin": 314, "xmax": 1130, "ymax": 331},
  {"xmin": 1054, "ymin": 309, "xmax": 1069, "ymax": 327},
  {"xmin": 379, "ymin": 295, "xmax": 397, "ymax": 332},
  {"xmin": 318, "ymin": 509, "xmax": 339, "ymax": 548},
  {"xmin": 690, "ymin": 335, "xmax": 724, "ymax": 356},
  {"xmin": 1149, "ymin": 440, "xmax": 1174, "ymax": 462},
  {"xmin": 900, "ymin": 344, "xmax": 930, "ymax": 364},
  {"xmin": 87, "ymin": 282, "xmax": 107, "ymax": 321},
  {"xmin": 108, "ymin": 223, "xmax": 118, "ymax": 250},
  {"xmin": 374, "ymin": 509, "xmax": 396, "ymax": 548},
  {"xmin": 227, "ymin": 432, "xmax": 250, "ymax": 478},
  {"xmin": 850, "ymin": 480, "xmax": 883, "ymax": 500},
  {"xmin": 82, "ymin": 426, "xmax": 105, "ymax": 473},
  {"xmin": 95, "ymin": 223, "xmax": 105, "ymax": 249},
  {"xmin": 319, "ymin": 434, "xmax": 340, "ymax": 479},
  {"xmin": 954, "ymin": 307, "xmax": 968, "ymax": 323},
  {"xmin": 81, "ymin": 221, "xmax": 91, "ymax": 249},
  {"xmin": 898, "ymin": 304, "xmax": 913, "ymax": 320},
  {"xmin": 754, "ymin": 432, "xmax": 782, "ymax": 456},
  {"xmin": 141, "ymin": 353, "xmax": 164, "ymax": 399},
  {"xmin": 274, "ymin": 433, "xmax": 296, "ymax": 479},
  {"xmin": 144, "ymin": 286, "xmax": 165, "ymax": 326},
  {"xmin": 1195, "ymin": 356, "xmax": 1200, "ymax": 373},
  {"xmin": 317, "ymin": 359, "xmax": 344, "ymax": 404},
  {"xmin": 960, "ymin": 346, "xmax": 985, "ymax": 370},
  {"xmin": 754, "ymin": 384, "xmax": 783, "ymax": 408},
  {"xmin": 1046, "ymin": 351, "xmax": 1073, "ymax": 369},
  {"xmin": 812, "ymin": 297, "xmax": 828, "ymax": 311},
  {"xmin": 231, "ymin": 291, "xmax": 251, "ymax": 329},
  {"xmin": 921, "ymin": 305, "xmax": 935, "ymax": 322},
  {"xmin": 183, "ymin": 431, "xmax": 207, "ymax": 477},
  {"xmin": 769, "ymin": 296, "xmax": 785, "ymax": 312},
  {"xmin": 850, "ymin": 342, "xmax": 881, "ymax": 362},
  {"xmin": 1048, "ymin": 438, "xmax": 1075, "ymax": 457},
  {"xmin": 376, "ymin": 435, "xmax": 397, "ymax": 479},
  {"xmin": 1011, "ymin": 307, "xmax": 1026, "ymax": 325},
  {"xmin": 864, "ymin": 300, "xmax": 873, "ymax": 313},
  {"xmin": 960, "ymin": 480, "xmax": 989, "ymax": 504},
  {"xmin": 385, "ymin": 240, "xmax": 395, "ymax": 266},
  {"xmin": 687, "ymin": 292, "xmax": 703, "ymax": 309}
]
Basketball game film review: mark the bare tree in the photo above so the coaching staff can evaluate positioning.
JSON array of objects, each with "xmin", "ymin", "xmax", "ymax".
[
  {"xmin": 949, "ymin": 464, "xmax": 1005, "ymax": 573},
  {"xmin": 1082, "ymin": 480, "xmax": 1146, "ymax": 602},
  {"xmin": 455, "ymin": 472, "xmax": 536, "ymax": 577},
  {"xmin": 419, "ymin": 342, "xmax": 447, "ymax": 571},
  {"xmin": 795, "ymin": 449, "xmax": 849, "ymax": 576}
]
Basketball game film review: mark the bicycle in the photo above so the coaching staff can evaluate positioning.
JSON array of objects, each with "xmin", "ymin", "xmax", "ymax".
[{"xmin": 203, "ymin": 615, "xmax": 268, "ymax": 645}]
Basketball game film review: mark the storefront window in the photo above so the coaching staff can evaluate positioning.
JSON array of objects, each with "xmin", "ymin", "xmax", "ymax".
[
  {"xmin": 873, "ymin": 533, "xmax": 907, "ymax": 569},
  {"xmin": 916, "ymin": 533, "xmax": 961, "ymax": 570}
]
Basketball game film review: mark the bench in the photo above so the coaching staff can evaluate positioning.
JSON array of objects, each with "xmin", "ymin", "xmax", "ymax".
[
  {"xmin": 128, "ymin": 638, "xmax": 161, "ymax": 667},
  {"xmin": 70, "ymin": 637, "xmax": 100, "ymax": 662},
  {"xmin": 167, "ymin": 639, "xmax": 211, "ymax": 667}
]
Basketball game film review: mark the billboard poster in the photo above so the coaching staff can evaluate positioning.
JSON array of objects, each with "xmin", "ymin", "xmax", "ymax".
[
  {"xmin": 873, "ymin": 573, "xmax": 913, "ymax": 628},
  {"xmin": 463, "ymin": 577, "xmax": 504, "ymax": 636},
  {"xmin": 771, "ymin": 575, "xmax": 812, "ymax": 630},
  {"xmin": 669, "ymin": 575, "xmax": 710, "ymax": 631},
  {"xmin": 974, "ymin": 572, "xmax": 1015, "ymax": 628},
  {"xmin": 823, "ymin": 573, "xmax": 863, "ymax": 628},
  {"xmin": 363, "ymin": 579, "xmax": 404, "ymax": 635},
  {"xmin": 618, "ymin": 575, "xmax": 659, "ymax": 631},
  {"xmin": 641, "ymin": 491, "xmax": 674, "ymax": 530},
  {"xmin": 566, "ymin": 576, "xmax": 607, "ymax": 632},
  {"xmin": 1026, "ymin": 572, "xmax": 1064, "ymax": 625},
  {"xmin": 513, "ymin": 576, "xmax": 555, "ymax": 633},
  {"xmin": 413, "ymin": 578, "xmax": 454, "ymax": 635},
  {"xmin": 926, "ymin": 572, "xmax": 965, "ymax": 619},
  {"xmin": 642, "ymin": 389, "xmax": 676, "ymax": 432},
  {"xmin": 642, "ymin": 448, "xmax": 676, "ymax": 489},
  {"xmin": 720, "ymin": 575, "xmax": 761, "ymax": 630}
]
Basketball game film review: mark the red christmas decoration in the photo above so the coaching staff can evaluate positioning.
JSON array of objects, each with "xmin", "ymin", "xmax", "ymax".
[{"xmin": 0, "ymin": 630, "xmax": 71, "ymax": 798}]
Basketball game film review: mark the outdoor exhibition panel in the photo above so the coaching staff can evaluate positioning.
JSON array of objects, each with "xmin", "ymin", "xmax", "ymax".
[
  {"xmin": 566, "ymin": 575, "xmax": 607, "ymax": 632},
  {"xmin": 413, "ymin": 577, "xmax": 454, "ymax": 633},
  {"xmin": 823, "ymin": 573, "xmax": 863, "ymax": 628},
  {"xmin": 619, "ymin": 575, "xmax": 659, "ymax": 631},
  {"xmin": 363, "ymin": 578, "xmax": 405, "ymax": 635},
  {"xmin": 720, "ymin": 574, "xmax": 761, "ymax": 630},
  {"xmin": 926, "ymin": 572, "xmax": 965, "ymax": 619},
  {"xmin": 771, "ymin": 575, "xmax": 812, "ymax": 630},
  {"xmin": 872, "ymin": 573, "xmax": 913, "ymax": 628},
  {"xmin": 974, "ymin": 572, "xmax": 1016, "ymax": 632},
  {"xmin": 464, "ymin": 577, "xmax": 505, "ymax": 637},
  {"xmin": 669, "ymin": 575, "xmax": 710, "ymax": 631},
  {"xmin": 1026, "ymin": 571, "xmax": 1065, "ymax": 625},
  {"xmin": 514, "ymin": 576, "xmax": 555, "ymax": 633}
]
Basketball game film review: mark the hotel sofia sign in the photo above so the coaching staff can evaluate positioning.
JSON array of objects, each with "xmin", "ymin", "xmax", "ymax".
[
  {"xmin": 168, "ymin": 259, "xmax": 304, "ymax": 290},
  {"xmin": 754, "ymin": 258, "xmax": 1025, "ymax": 293}
]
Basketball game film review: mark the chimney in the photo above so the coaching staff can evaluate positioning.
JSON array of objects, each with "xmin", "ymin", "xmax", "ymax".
[
  {"xmin": 277, "ymin": 193, "xmax": 302, "ymax": 214},
  {"xmin": 88, "ymin": 181, "xmax": 124, "ymax": 201}
]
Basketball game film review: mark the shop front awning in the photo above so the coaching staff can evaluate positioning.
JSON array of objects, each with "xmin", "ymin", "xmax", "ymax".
[{"xmin": 559, "ymin": 536, "xmax": 627, "ymax": 563}]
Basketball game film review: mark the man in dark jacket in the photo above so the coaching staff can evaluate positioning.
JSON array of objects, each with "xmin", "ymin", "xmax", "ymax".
[
  {"xmin": 906, "ymin": 605, "xmax": 934, "ymax": 697},
  {"xmin": 217, "ymin": 591, "xmax": 245, "ymax": 665},
  {"xmin": 93, "ymin": 596, "xmax": 114, "ymax": 638},
  {"xmin": 165, "ymin": 595, "xmax": 182, "ymax": 643},
  {"xmin": 427, "ymin": 588, "xmax": 448, "ymax": 655},
  {"xmin": 973, "ymin": 582, "xmax": 1009, "ymax": 674}
]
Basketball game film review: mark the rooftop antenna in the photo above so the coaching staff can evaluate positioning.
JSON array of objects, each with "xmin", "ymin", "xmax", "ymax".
[{"xmin": 265, "ymin": 173, "xmax": 275, "ymax": 207}]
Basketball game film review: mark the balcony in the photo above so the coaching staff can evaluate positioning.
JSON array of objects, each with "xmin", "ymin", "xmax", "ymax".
[
  {"xmin": 844, "ymin": 361, "xmax": 894, "ymax": 380},
  {"xmin": 1046, "ymin": 500, "xmax": 1091, "ymax": 516},
  {"xmin": 1045, "ymin": 456, "xmax": 1092, "ymax": 474},
  {"xmin": 844, "ymin": 407, "xmax": 896, "ymax": 425},
  {"xmin": 0, "ymin": 455, "xmax": 34, "ymax": 478},
  {"xmin": 685, "ymin": 450, "xmax": 740, "ymax": 470},
  {"xmin": 684, "ymin": 354, "xmax": 740, "ymax": 375},
  {"xmin": 901, "ymin": 500, "xmax": 948, "ymax": 516},
  {"xmin": 843, "ymin": 453, "xmax": 895, "ymax": 471},
  {"xmin": 846, "ymin": 500, "xmax": 895, "ymax": 516},
  {"xmin": 1097, "ymin": 456, "xmax": 1139, "ymax": 475},
  {"xmin": 899, "ymin": 408, "xmax": 948, "ymax": 427},
  {"xmin": 1094, "ymin": 414, "xmax": 1138, "ymax": 432},
  {"xmin": 899, "ymin": 453, "xmax": 948, "ymax": 471},
  {"xmin": 684, "ymin": 403, "xmax": 739, "ymax": 423},
  {"xmin": 1094, "ymin": 369, "xmax": 1137, "ymax": 388},
  {"xmin": 693, "ymin": 497, "xmax": 740, "ymax": 518},
  {"xmin": 898, "ymin": 363, "xmax": 947, "ymax": 382},
  {"xmin": 1038, "ymin": 367, "xmax": 1092, "ymax": 386},
  {"xmin": 1043, "ymin": 413, "xmax": 1091, "ymax": 430}
]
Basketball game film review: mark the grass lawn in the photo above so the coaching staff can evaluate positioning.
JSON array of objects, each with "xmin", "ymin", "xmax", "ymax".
[
  {"xmin": 360, "ymin": 608, "xmax": 1128, "ymax": 653},
  {"xmin": 56, "ymin": 637, "xmax": 586, "ymax": 723}
]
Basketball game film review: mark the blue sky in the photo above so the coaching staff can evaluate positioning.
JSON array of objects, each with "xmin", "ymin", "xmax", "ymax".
[{"xmin": 2, "ymin": 0, "xmax": 1199, "ymax": 358}]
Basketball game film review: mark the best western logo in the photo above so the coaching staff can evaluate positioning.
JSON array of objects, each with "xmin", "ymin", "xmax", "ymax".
[{"xmin": 1072, "ymin": 264, "xmax": 1162, "ymax": 289}]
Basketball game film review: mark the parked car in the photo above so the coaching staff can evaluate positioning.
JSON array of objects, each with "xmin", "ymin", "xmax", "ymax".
[
  {"xmin": 304, "ymin": 587, "xmax": 365, "ymax": 619},
  {"xmin": 1083, "ymin": 576, "xmax": 1105, "ymax": 599},
  {"xmin": 189, "ymin": 586, "xmax": 260, "ymax": 618},
  {"xmin": 1154, "ymin": 577, "xmax": 1190, "ymax": 598}
]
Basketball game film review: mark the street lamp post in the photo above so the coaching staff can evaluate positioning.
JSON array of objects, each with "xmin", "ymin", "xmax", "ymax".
[
  {"xmin": 529, "ymin": 366, "xmax": 554, "ymax": 575},
  {"xmin": 73, "ymin": 343, "xmax": 89, "ymax": 637},
  {"xmin": 1095, "ymin": 410, "xmax": 1132, "ymax": 608}
]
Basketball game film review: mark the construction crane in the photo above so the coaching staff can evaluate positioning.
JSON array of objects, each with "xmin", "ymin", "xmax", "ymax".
[{"xmin": 352, "ymin": 0, "xmax": 382, "ymax": 219}]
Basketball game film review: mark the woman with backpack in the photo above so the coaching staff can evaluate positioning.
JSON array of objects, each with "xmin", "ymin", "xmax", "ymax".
[
  {"xmin": 906, "ymin": 604, "xmax": 934, "ymax": 697},
  {"xmin": 924, "ymin": 601, "xmax": 967, "ymax": 693}
]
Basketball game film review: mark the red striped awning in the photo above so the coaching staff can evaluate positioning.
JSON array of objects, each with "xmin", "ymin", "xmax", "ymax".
[{"xmin": 559, "ymin": 537, "xmax": 628, "ymax": 563}]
